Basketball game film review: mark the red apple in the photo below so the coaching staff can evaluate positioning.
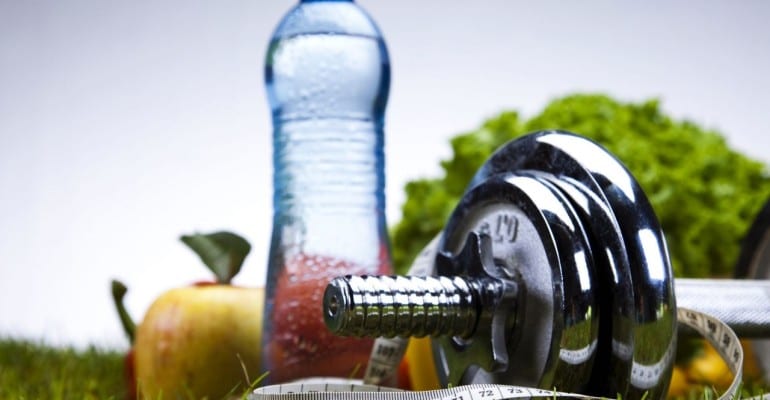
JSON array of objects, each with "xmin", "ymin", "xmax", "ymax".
[
  {"xmin": 134, "ymin": 284, "xmax": 264, "ymax": 398},
  {"xmin": 112, "ymin": 231, "xmax": 264, "ymax": 399}
]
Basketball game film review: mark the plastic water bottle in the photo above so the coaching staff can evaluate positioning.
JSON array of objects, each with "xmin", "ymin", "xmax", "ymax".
[{"xmin": 261, "ymin": 0, "xmax": 392, "ymax": 384}]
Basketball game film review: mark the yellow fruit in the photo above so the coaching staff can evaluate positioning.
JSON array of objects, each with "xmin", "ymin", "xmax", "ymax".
[
  {"xmin": 667, "ymin": 365, "xmax": 690, "ymax": 398},
  {"xmin": 741, "ymin": 340, "xmax": 763, "ymax": 381},
  {"xmin": 405, "ymin": 337, "xmax": 441, "ymax": 391},
  {"xmin": 134, "ymin": 285, "xmax": 264, "ymax": 399},
  {"xmin": 686, "ymin": 341, "xmax": 733, "ymax": 389}
]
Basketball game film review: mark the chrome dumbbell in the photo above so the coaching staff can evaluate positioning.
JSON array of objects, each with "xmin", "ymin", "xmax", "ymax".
[{"xmin": 322, "ymin": 131, "xmax": 770, "ymax": 400}]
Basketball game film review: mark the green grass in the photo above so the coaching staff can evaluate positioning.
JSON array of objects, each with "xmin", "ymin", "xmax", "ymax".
[
  {"xmin": 0, "ymin": 337, "xmax": 127, "ymax": 399},
  {"xmin": 0, "ymin": 336, "xmax": 766, "ymax": 400},
  {"xmin": 0, "ymin": 337, "xmax": 268, "ymax": 400}
]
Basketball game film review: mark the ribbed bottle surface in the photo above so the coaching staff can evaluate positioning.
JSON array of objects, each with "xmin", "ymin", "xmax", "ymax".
[
  {"xmin": 262, "ymin": 0, "xmax": 392, "ymax": 384},
  {"xmin": 272, "ymin": 118, "xmax": 384, "ymax": 212}
]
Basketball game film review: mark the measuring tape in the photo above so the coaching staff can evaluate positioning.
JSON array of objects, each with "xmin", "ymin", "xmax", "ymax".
[
  {"xmin": 251, "ymin": 307, "xmax": 744, "ymax": 400},
  {"xmin": 252, "ymin": 235, "xmax": 748, "ymax": 400}
]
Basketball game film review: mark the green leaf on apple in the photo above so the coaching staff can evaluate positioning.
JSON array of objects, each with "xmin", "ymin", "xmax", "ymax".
[
  {"xmin": 111, "ymin": 279, "xmax": 136, "ymax": 343},
  {"xmin": 180, "ymin": 231, "xmax": 251, "ymax": 284}
]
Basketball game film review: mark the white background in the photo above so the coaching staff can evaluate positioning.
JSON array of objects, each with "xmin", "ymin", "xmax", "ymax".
[{"xmin": 1, "ymin": 1, "xmax": 769, "ymax": 349}]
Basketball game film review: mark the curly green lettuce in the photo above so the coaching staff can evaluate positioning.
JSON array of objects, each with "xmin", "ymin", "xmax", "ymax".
[{"xmin": 390, "ymin": 94, "xmax": 770, "ymax": 278}]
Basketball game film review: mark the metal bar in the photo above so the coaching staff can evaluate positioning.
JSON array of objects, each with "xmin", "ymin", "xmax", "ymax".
[{"xmin": 674, "ymin": 278, "xmax": 770, "ymax": 337}]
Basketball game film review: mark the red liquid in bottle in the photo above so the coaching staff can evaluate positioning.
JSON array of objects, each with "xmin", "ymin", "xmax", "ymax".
[{"xmin": 266, "ymin": 251, "xmax": 390, "ymax": 382}]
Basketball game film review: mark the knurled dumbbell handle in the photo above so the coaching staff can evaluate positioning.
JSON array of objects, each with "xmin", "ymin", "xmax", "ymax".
[{"xmin": 675, "ymin": 278, "xmax": 770, "ymax": 337}]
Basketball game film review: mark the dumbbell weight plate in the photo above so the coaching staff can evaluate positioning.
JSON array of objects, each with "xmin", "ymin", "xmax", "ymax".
[
  {"xmin": 436, "ymin": 173, "xmax": 599, "ymax": 392},
  {"xmin": 735, "ymin": 197, "xmax": 770, "ymax": 381},
  {"xmin": 736, "ymin": 197, "xmax": 770, "ymax": 281},
  {"xmin": 534, "ymin": 172, "xmax": 635, "ymax": 396},
  {"xmin": 465, "ymin": 131, "xmax": 676, "ymax": 400}
]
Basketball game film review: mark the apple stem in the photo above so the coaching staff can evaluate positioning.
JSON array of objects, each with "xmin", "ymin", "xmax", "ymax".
[{"xmin": 111, "ymin": 279, "xmax": 136, "ymax": 343}]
